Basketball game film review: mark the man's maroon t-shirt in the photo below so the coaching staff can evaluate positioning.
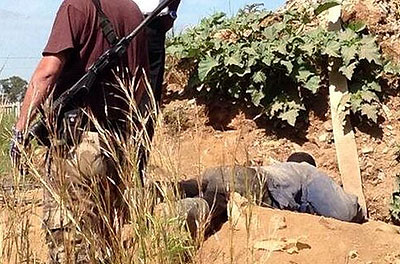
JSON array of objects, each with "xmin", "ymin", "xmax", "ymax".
[{"xmin": 43, "ymin": 0, "xmax": 148, "ymax": 121}]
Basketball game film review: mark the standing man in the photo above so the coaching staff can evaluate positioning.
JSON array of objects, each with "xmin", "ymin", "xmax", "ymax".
[{"xmin": 10, "ymin": 0, "xmax": 148, "ymax": 263}]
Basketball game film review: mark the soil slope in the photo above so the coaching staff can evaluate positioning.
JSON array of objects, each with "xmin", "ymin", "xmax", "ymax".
[{"xmin": 200, "ymin": 204, "xmax": 400, "ymax": 264}]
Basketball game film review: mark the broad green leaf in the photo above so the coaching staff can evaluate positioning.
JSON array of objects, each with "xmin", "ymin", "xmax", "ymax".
[
  {"xmin": 341, "ymin": 45, "xmax": 357, "ymax": 65},
  {"xmin": 300, "ymin": 43, "xmax": 315, "ymax": 56},
  {"xmin": 359, "ymin": 36, "xmax": 382, "ymax": 65},
  {"xmin": 273, "ymin": 22, "xmax": 286, "ymax": 33},
  {"xmin": 297, "ymin": 69, "xmax": 313, "ymax": 83},
  {"xmin": 365, "ymin": 80, "xmax": 381, "ymax": 92},
  {"xmin": 166, "ymin": 6, "xmax": 384, "ymax": 126},
  {"xmin": 253, "ymin": 71, "xmax": 267, "ymax": 83},
  {"xmin": 263, "ymin": 26, "xmax": 278, "ymax": 39},
  {"xmin": 337, "ymin": 93, "xmax": 351, "ymax": 112},
  {"xmin": 251, "ymin": 89, "xmax": 265, "ymax": 106},
  {"xmin": 270, "ymin": 101, "xmax": 284, "ymax": 116},
  {"xmin": 262, "ymin": 55, "xmax": 273, "ymax": 66},
  {"xmin": 287, "ymin": 100, "xmax": 306, "ymax": 111},
  {"xmin": 198, "ymin": 56, "xmax": 219, "ymax": 81},
  {"xmin": 371, "ymin": 81, "xmax": 382, "ymax": 92},
  {"xmin": 166, "ymin": 45, "xmax": 182, "ymax": 56},
  {"xmin": 279, "ymin": 109, "xmax": 299, "ymax": 127},
  {"xmin": 304, "ymin": 75, "xmax": 321, "ymax": 93},
  {"xmin": 350, "ymin": 96, "xmax": 362, "ymax": 113},
  {"xmin": 338, "ymin": 29, "xmax": 358, "ymax": 43},
  {"xmin": 314, "ymin": 1, "xmax": 340, "ymax": 15},
  {"xmin": 361, "ymin": 90, "xmax": 379, "ymax": 103},
  {"xmin": 225, "ymin": 53, "xmax": 243, "ymax": 67},
  {"xmin": 243, "ymin": 47, "xmax": 258, "ymax": 56},
  {"xmin": 339, "ymin": 62, "xmax": 357, "ymax": 80},
  {"xmin": 281, "ymin": 60, "xmax": 294, "ymax": 73},
  {"xmin": 248, "ymin": 56, "xmax": 257, "ymax": 67},
  {"xmin": 384, "ymin": 61, "xmax": 400, "ymax": 75},
  {"xmin": 348, "ymin": 21, "xmax": 366, "ymax": 33},
  {"xmin": 361, "ymin": 104, "xmax": 378, "ymax": 122},
  {"xmin": 275, "ymin": 43, "xmax": 288, "ymax": 55},
  {"xmin": 323, "ymin": 40, "xmax": 341, "ymax": 58}
]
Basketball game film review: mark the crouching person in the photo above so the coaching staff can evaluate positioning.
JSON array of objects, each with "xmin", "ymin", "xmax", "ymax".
[{"xmin": 176, "ymin": 152, "xmax": 366, "ymax": 237}]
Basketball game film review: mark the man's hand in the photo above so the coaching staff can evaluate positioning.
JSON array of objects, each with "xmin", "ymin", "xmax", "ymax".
[{"xmin": 10, "ymin": 128, "xmax": 24, "ymax": 168}]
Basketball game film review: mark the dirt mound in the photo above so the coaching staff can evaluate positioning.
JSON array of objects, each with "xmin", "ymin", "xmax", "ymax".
[
  {"xmin": 154, "ymin": 91, "xmax": 400, "ymax": 223},
  {"xmin": 200, "ymin": 200, "xmax": 400, "ymax": 263},
  {"xmin": 150, "ymin": 67, "xmax": 400, "ymax": 262}
]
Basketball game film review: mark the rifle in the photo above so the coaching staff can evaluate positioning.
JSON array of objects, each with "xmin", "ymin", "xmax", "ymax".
[{"xmin": 28, "ymin": 0, "xmax": 175, "ymax": 146}]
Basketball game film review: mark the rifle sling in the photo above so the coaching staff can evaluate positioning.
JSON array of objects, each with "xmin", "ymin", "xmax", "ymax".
[{"xmin": 91, "ymin": 0, "xmax": 119, "ymax": 46}]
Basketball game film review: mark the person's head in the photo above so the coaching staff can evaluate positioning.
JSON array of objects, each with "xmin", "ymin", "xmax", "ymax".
[{"xmin": 287, "ymin": 152, "xmax": 316, "ymax": 167}]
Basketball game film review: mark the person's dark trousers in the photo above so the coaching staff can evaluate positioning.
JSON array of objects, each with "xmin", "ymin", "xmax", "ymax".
[
  {"xmin": 147, "ymin": 17, "xmax": 167, "ymax": 107},
  {"xmin": 137, "ymin": 16, "xmax": 170, "ymax": 182}
]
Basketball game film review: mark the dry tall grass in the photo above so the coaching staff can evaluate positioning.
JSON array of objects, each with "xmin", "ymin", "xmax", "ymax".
[
  {"xmin": 0, "ymin": 72, "xmax": 204, "ymax": 264},
  {"xmin": 0, "ymin": 69, "xmax": 275, "ymax": 264}
]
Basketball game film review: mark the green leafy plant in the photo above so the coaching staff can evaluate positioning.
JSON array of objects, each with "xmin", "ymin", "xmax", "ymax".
[
  {"xmin": 391, "ymin": 174, "xmax": 400, "ymax": 224},
  {"xmin": 167, "ymin": 3, "xmax": 397, "ymax": 126}
]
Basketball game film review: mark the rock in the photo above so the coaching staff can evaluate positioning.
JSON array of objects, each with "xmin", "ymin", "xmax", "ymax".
[
  {"xmin": 319, "ymin": 217, "xmax": 337, "ymax": 230},
  {"xmin": 270, "ymin": 215, "xmax": 287, "ymax": 230},
  {"xmin": 382, "ymin": 147, "xmax": 389, "ymax": 154},
  {"xmin": 362, "ymin": 147, "xmax": 374, "ymax": 154},
  {"xmin": 323, "ymin": 121, "xmax": 333, "ymax": 132},
  {"xmin": 254, "ymin": 237, "xmax": 311, "ymax": 254},
  {"xmin": 319, "ymin": 133, "xmax": 329, "ymax": 142},
  {"xmin": 228, "ymin": 192, "xmax": 252, "ymax": 230},
  {"xmin": 187, "ymin": 99, "xmax": 196, "ymax": 105},
  {"xmin": 375, "ymin": 224, "xmax": 400, "ymax": 234},
  {"xmin": 377, "ymin": 171, "xmax": 385, "ymax": 181},
  {"xmin": 387, "ymin": 125, "xmax": 394, "ymax": 131},
  {"xmin": 382, "ymin": 105, "xmax": 392, "ymax": 120},
  {"xmin": 349, "ymin": 250, "xmax": 358, "ymax": 259}
]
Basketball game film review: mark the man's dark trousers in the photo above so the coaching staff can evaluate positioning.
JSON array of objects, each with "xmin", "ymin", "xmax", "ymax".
[{"xmin": 138, "ymin": 17, "xmax": 169, "ymax": 179}]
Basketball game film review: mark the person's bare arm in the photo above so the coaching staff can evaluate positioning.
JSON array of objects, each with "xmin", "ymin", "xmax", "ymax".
[{"xmin": 15, "ymin": 53, "xmax": 67, "ymax": 132}]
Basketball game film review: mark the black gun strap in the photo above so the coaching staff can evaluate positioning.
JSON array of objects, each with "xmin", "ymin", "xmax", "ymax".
[{"xmin": 91, "ymin": 0, "xmax": 119, "ymax": 46}]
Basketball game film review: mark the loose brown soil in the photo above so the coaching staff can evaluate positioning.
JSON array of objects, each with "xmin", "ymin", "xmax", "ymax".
[
  {"xmin": 149, "ymin": 80, "xmax": 400, "ymax": 263},
  {"xmin": 200, "ymin": 205, "xmax": 400, "ymax": 264},
  {"xmin": 2, "ymin": 82, "xmax": 400, "ymax": 263},
  {"xmin": 153, "ymin": 84, "xmax": 400, "ymax": 224}
]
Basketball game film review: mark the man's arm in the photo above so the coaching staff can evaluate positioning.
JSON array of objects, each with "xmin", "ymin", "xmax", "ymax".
[{"xmin": 15, "ymin": 53, "xmax": 67, "ymax": 132}]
